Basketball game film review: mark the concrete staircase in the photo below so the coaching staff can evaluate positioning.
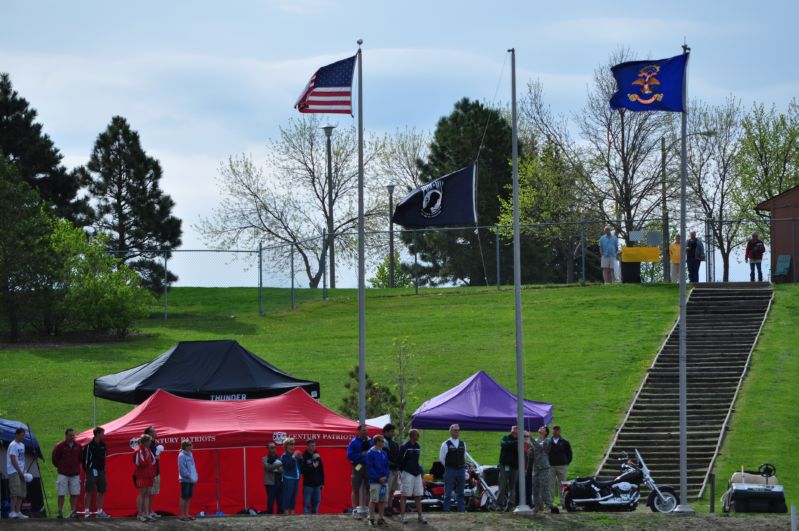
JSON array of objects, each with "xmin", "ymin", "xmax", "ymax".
[{"xmin": 596, "ymin": 283, "xmax": 773, "ymax": 498}]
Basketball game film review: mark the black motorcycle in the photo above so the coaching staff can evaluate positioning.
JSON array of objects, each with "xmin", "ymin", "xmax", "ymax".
[{"xmin": 561, "ymin": 449, "xmax": 679, "ymax": 513}]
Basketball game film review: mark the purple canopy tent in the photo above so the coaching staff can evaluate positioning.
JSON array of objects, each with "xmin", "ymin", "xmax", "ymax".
[{"xmin": 411, "ymin": 370, "xmax": 553, "ymax": 431}]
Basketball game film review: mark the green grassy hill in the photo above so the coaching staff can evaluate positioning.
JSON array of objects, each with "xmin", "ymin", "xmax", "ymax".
[{"xmin": 1, "ymin": 283, "xmax": 795, "ymax": 513}]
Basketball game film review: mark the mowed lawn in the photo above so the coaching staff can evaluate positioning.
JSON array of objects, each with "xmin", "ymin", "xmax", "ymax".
[{"xmin": 1, "ymin": 283, "xmax": 795, "ymax": 514}]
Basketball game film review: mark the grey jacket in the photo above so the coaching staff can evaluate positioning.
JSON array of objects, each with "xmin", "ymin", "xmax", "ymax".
[{"xmin": 263, "ymin": 455, "xmax": 283, "ymax": 485}]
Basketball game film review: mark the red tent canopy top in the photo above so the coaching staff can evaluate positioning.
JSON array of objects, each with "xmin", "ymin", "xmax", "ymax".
[{"xmin": 79, "ymin": 387, "xmax": 372, "ymax": 455}]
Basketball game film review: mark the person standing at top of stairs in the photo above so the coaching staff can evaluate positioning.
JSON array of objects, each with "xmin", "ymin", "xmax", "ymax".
[{"xmin": 686, "ymin": 231, "xmax": 705, "ymax": 283}]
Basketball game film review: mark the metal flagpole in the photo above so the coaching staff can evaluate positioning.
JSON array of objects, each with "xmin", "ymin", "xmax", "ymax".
[
  {"xmin": 509, "ymin": 47, "xmax": 532, "ymax": 515},
  {"xmin": 357, "ymin": 39, "xmax": 366, "ymax": 427},
  {"xmin": 675, "ymin": 42, "xmax": 693, "ymax": 514}
]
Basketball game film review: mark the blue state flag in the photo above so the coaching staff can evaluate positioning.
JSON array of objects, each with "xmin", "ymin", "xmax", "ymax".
[
  {"xmin": 392, "ymin": 164, "xmax": 477, "ymax": 228},
  {"xmin": 609, "ymin": 54, "xmax": 687, "ymax": 112}
]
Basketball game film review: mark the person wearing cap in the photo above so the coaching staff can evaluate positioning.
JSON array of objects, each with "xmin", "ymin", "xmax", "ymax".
[
  {"xmin": 7, "ymin": 427, "xmax": 29, "ymax": 519},
  {"xmin": 346, "ymin": 424, "xmax": 373, "ymax": 517},
  {"xmin": 52, "ymin": 427, "xmax": 83, "ymax": 518},
  {"xmin": 599, "ymin": 225, "xmax": 619, "ymax": 284},
  {"xmin": 143, "ymin": 426, "xmax": 162, "ymax": 520},
  {"xmin": 548, "ymin": 426, "xmax": 573, "ymax": 506}
]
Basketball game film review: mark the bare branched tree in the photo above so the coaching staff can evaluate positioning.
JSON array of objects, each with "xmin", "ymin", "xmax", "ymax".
[
  {"xmin": 378, "ymin": 127, "xmax": 430, "ymax": 193},
  {"xmin": 196, "ymin": 115, "xmax": 384, "ymax": 287},
  {"xmin": 685, "ymin": 97, "xmax": 745, "ymax": 281}
]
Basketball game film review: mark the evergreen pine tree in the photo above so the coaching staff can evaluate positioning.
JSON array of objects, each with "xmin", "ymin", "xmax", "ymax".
[
  {"xmin": 83, "ymin": 116, "xmax": 182, "ymax": 291},
  {"xmin": 0, "ymin": 73, "xmax": 89, "ymax": 223}
]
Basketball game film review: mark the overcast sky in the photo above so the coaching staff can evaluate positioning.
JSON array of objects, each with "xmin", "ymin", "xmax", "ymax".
[{"xmin": 3, "ymin": 0, "xmax": 796, "ymax": 285}]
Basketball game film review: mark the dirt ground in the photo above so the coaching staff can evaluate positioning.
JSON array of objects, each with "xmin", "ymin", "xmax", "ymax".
[{"xmin": 1, "ymin": 511, "xmax": 791, "ymax": 530}]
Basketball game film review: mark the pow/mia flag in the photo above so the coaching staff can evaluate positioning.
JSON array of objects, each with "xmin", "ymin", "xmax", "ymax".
[{"xmin": 391, "ymin": 164, "xmax": 477, "ymax": 228}]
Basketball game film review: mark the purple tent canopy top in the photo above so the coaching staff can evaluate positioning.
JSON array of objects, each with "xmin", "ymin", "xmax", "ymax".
[{"xmin": 411, "ymin": 370, "xmax": 553, "ymax": 431}]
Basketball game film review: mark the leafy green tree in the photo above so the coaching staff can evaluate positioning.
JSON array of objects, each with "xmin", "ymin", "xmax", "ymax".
[
  {"xmin": 49, "ymin": 221, "xmax": 153, "ymax": 336},
  {"xmin": 340, "ymin": 366, "xmax": 400, "ymax": 420},
  {"xmin": 732, "ymin": 100, "xmax": 799, "ymax": 233},
  {"xmin": 402, "ymin": 98, "xmax": 513, "ymax": 286},
  {"xmin": 0, "ymin": 73, "xmax": 89, "ymax": 223},
  {"xmin": 0, "ymin": 159, "xmax": 53, "ymax": 341},
  {"xmin": 369, "ymin": 252, "xmax": 413, "ymax": 288},
  {"xmin": 498, "ymin": 142, "xmax": 601, "ymax": 283},
  {"xmin": 81, "ymin": 116, "xmax": 182, "ymax": 292}
]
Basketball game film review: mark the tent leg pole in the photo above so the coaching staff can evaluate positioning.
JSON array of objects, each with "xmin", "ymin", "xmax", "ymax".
[
  {"xmin": 243, "ymin": 448, "xmax": 247, "ymax": 511},
  {"xmin": 216, "ymin": 450, "xmax": 221, "ymax": 514},
  {"xmin": 93, "ymin": 396, "xmax": 96, "ymax": 427}
]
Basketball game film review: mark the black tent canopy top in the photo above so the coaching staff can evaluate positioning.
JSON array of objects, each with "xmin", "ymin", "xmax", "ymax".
[{"xmin": 94, "ymin": 340, "xmax": 320, "ymax": 404}]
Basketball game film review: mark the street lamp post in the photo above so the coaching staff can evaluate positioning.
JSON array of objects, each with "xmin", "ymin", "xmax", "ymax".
[
  {"xmin": 322, "ymin": 124, "xmax": 336, "ymax": 289},
  {"xmin": 387, "ymin": 183, "xmax": 395, "ymax": 288}
]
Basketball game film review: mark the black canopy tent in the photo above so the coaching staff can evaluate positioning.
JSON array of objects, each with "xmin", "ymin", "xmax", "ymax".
[{"xmin": 94, "ymin": 340, "xmax": 320, "ymax": 406}]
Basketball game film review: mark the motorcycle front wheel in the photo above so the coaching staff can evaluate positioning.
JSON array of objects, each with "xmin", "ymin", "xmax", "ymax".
[
  {"xmin": 563, "ymin": 492, "xmax": 578, "ymax": 512},
  {"xmin": 648, "ymin": 486, "xmax": 679, "ymax": 513}
]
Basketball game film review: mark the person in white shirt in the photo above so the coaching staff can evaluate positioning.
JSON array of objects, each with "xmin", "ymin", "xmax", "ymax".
[
  {"xmin": 7, "ymin": 427, "xmax": 30, "ymax": 519},
  {"xmin": 439, "ymin": 424, "xmax": 468, "ymax": 512}
]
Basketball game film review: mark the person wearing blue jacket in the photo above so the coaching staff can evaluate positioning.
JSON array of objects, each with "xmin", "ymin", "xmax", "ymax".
[
  {"xmin": 346, "ymin": 424, "xmax": 372, "ymax": 517},
  {"xmin": 280, "ymin": 438, "xmax": 302, "ymax": 514},
  {"xmin": 177, "ymin": 439, "xmax": 198, "ymax": 521},
  {"xmin": 366, "ymin": 435, "xmax": 389, "ymax": 527}
]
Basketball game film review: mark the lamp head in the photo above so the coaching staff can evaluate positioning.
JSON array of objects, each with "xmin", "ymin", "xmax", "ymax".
[
  {"xmin": 321, "ymin": 124, "xmax": 336, "ymax": 138},
  {"xmin": 387, "ymin": 183, "xmax": 395, "ymax": 195}
]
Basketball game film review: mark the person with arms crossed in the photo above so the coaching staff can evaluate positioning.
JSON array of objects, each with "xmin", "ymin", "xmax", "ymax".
[
  {"xmin": 177, "ymin": 439, "xmax": 198, "ymax": 521},
  {"xmin": 301, "ymin": 440, "xmax": 324, "ymax": 514},
  {"xmin": 346, "ymin": 424, "xmax": 373, "ymax": 518},
  {"xmin": 548, "ymin": 425, "xmax": 572, "ymax": 507},
  {"xmin": 82, "ymin": 427, "xmax": 110, "ymax": 518},
  {"xmin": 599, "ymin": 226, "xmax": 619, "ymax": 284}
]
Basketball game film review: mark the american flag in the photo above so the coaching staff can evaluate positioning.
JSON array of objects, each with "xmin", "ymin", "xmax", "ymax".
[{"xmin": 295, "ymin": 55, "xmax": 357, "ymax": 114}]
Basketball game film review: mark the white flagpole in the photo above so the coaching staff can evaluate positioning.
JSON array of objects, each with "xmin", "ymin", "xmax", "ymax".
[
  {"xmin": 509, "ymin": 47, "xmax": 532, "ymax": 515},
  {"xmin": 356, "ymin": 39, "xmax": 366, "ymax": 427},
  {"xmin": 675, "ymin": 42, "xmax": 694, "ymax": 514}
]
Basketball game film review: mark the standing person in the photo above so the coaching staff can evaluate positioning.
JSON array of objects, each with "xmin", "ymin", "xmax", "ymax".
[
  {"xmin": 496, "ymin": 426, "xmax": 519, "ymax": 511},
  {"xmin": 280, "ymin": 438, "xmax": 302, "ymax": 514},
  {"xmin": 685, "ymin": 231, "xmax": 706, "ymax": 283},
  {"xmin": 397, "ymin": 429, "xmax": 427, "ymax": 525},
  {"xmin": 143, "ymin": 426, "xmax": 162, "ymax": 519},
  {"xmin": 439, "ymin": 424, "xmax": 467, "ymax": 513},
  {"xmin": 382, "ymin": 423, "xmax": 400, "ymax": 516},
  {"xmin": 669, "ymin": 235, "xmax": 682, "ymax": 283},
  {"xmin": 6, "ymin": 427, "xmax": 29, "ymax": 519},
  {"xmin": 366, "ymin": 434, "xmax": 389, "ymax": 527},
  {"xmin": 529, "ymin": 426, "xmax": 558, "ymax": 514},
  {"xmin": 745, "ymin": 232, "xmax": 766, "ymax": 282},
  {"xmin": 300, "ymin": 440, "xmax": 324, "ymax": 514},
  {"xmin": 52, "ymin": 427, "xmax": 83, "ymax": 518},
  {"xmin": 133, "ymin": 434, "xmax": 156, "ymax": 522},
  {"xmin": 262, "ymin": 442, "xmax": 283, "ymax": 514},
  {"xmin": 346, "ymin": 424, "xmax": 373, "ymax": 518},
  {"xmin": 599, "ymin": 225, "xmax": 619, "ymax": 284},
  {"xmin": 82, "ymin": 427, "xmax": 110, "ymax": 519},
  {"xmin": 177, "ymin": 439, "xmax": 198, "ymax": 521},
  {"xmin": 548, "ymin": 426, "xmax": 573, "ymax": 507}
]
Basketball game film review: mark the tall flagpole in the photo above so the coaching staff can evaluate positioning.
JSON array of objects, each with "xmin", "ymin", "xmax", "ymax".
[
  {"xmin": 509, "ymin": 47, "xmax": 532, "ymax": 515},
  {"xmin": 675, "ymin": 42, "xmax": 693, "ymax": 514},
  {"xmin": 356, "ymin": 39, "xmax": 366, "ymax": 427}
]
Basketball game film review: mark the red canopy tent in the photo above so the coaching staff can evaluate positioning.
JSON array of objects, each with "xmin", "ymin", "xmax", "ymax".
[{"xmin": 76, "ymin": 388, "xmax": 379, "ymax": 516}]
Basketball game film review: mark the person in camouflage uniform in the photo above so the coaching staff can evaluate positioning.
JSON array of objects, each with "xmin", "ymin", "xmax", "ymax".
[{"xmin": 529, "ymin": 426, "xmax": 559, "ymax": 513}]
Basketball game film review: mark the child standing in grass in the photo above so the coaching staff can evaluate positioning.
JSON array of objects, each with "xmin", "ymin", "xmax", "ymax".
[{"xmin": 178, "ymin": 439, "xmax": 198, "ymax": 521}]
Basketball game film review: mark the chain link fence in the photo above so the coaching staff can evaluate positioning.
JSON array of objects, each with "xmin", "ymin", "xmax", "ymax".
[{"xmin": 112, "ymin": 216, "xmax": 797, "ymax": 318}]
